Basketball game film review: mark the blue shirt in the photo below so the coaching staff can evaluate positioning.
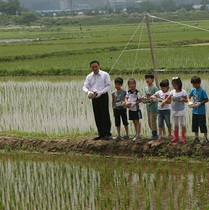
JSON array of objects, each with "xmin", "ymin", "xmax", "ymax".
[{"xmin": 189, "ymin": 88, "xmax": 208, "ymax": 115}]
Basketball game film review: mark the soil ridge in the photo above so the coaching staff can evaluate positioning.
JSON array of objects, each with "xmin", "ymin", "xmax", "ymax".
[{"xmin": 0, "ymin": 136, "xmax": 209, "ymax": 157}]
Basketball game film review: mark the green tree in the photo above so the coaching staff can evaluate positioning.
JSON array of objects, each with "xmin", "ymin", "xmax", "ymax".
[
  {"xmin": 18, "ymin": 12, "xmax": 38, "ymax": 25},
  {"xmin": 0, "ymin": 0, "xmax": 22, "ymax": 15},
  {"xmin": 138, "ymin": 1, "xmax": 157, "ymax": 13},
  {"xmin": 160, "ymin": 0, "xmax": 176, "ymax": 12},
  {"xmin": 201, "ymin": 0, "xmax": 209, "ymax": 4}
]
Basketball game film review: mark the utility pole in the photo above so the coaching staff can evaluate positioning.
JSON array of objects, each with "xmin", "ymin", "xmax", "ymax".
[{"xmin": 145, "ymin": 13, "xmax": 159, "ymax": 89}]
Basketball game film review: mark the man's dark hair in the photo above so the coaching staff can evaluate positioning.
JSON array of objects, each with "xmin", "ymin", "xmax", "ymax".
[
  {"xmin": 145, "ymin": 74, "xmax": 154, "ymax": 79},
  {"xmin": 114, "ymin": 77, "xmax": 123, "ymax": 85},
  {"xmin": 160, "ymin": 79, "xmax": 169, "ymax": 87},
  {"xmin": 191, "ymin": 76, "xmax": 201, "ymax": 84},
  {"xmin": 90, "ymin": 60, "xmax": 100, "ymax": 66}
]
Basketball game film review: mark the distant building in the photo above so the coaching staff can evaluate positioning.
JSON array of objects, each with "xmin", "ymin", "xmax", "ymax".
[
  {"xmin": 20, "ymin": 0, "xmax": 106, "ymax": 11},
  {"xmin": 192, "ymin": 4, "xmax": 202, "ymax": 10},
  {"xmin": 60, "ymin": 0, "xmax": 107, "ymax": 10},
  {"xmin": 109, "ymin": 0, "xmax": 141, "ymax": 9},
  {"xmin": 20, "ymin": 0, "xmax": 60, "ymax": 10}
]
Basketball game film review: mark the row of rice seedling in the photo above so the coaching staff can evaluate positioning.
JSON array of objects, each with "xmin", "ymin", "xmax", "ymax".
[
  {"xmin": 0, "ymin": 80, "xmax": 95, "ymax": 133},
  {"xmin": 0, "ymin": 45, "xmax": 208, "ymax": 76},
  {"xmin": 0, "ymin": 154, "xmax": 208, "ymax": 209},
  {"xmin": 0, "ymin": 19, "xmax": 209, "ymax": 76},
  {"xmin": 0, "ymin": 160, "xmax": 100, "ymax": 209},
  {"xmin": 0, "ymin": 77, "xmax": 208, "ymax": 136},
  {"xmin": 1, "ymin": 20, "xmax": 208, "ymax": 45}
]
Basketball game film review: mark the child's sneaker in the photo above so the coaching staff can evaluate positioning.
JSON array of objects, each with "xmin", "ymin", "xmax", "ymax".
[
  {"xmin": 123, "ymin": 135, "xmax": 129, "ymax": 140},
  {"xmin": 202, "ymin": 138, "xmax": 209, "ymax": 146},
  {"xmin": 158, "ymin": 135, "xmax": 162, "ymax": 142},
  {"xmin": 132, "ymin": 135, "xmax": 141, "ymax": 141},
  {"xmin": 115, "ymin": 136, "xmax": 122, "ymax": 141},
  {"xmin": 148, "ymin": 131, "xmax": 158, "ymax": 141},
  {"xmin": 191, "ymin": 137, "xmax": 200, "ymax": 146}
]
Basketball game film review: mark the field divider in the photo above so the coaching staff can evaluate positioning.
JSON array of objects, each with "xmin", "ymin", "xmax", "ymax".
[{"xmin": 0, "ymin": 136, "xmax": 208, "ymax": 158}]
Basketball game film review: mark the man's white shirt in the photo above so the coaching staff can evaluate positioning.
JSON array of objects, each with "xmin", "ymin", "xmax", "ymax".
[{"xmin": 82, "ymin": 70, "xmax": 111, "ymax": 94}]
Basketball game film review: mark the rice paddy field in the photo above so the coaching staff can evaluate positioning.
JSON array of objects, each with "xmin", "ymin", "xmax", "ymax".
[
  {"xmin": 1, "ymin": 16, "xmax": 209, "ymax": 210},
  {"xmin": 1, "ymin": 153, "xmax": 209, "ymax": 210},
  {"xmin": 0, "ymin": 75, "xmax": 202, "ymax": 137},
  {"xmin": 0, "ymin": 75, "xmax": 208, "ymax": 137},
  {"xmin": 0, "ymin": 75, "xmax": 209, "ymax": 208},
  {"xmin": 0, "ymin": 18, "xmax": 208, "ymax": 75}
]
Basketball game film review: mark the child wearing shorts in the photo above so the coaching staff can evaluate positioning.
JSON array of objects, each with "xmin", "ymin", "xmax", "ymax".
[
  {"xmin": 112, "ymin": 77, "xmax": 129, "ymax": 141},
  {"xmin": 189, "ymin": 76, "xmax": 209, "ymax": 146},
  {"xmin": 125, "ymin": 78, "xmax": 142, "ymax": 141}
]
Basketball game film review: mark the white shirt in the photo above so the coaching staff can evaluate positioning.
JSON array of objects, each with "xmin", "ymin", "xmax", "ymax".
[
  {"xmin": 170, "ymin": 89, "xmax": 187, "ymax": 116},
  {"xmin": 82, "ymin": 70, "xmax": 111, "ymax": 94},
  {"xmin": 155, "ymin": 90, "xmax": 171, "ymax": 110},
  {"xmin": 126, "ymin": 90, "xmax": 140, "ymax": 111}
]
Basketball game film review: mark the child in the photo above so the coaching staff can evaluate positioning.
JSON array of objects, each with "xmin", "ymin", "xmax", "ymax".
[
  {"xmin": 189, "ymin": 76, "xmax": 209, "ymax": 146},
  {"xmin": 151, "ymin": 79, "xmax": 172, "ymax": 142},
  {"xmin": 125, "ymin": 78, "xmax": 142, "ymax": 141},
  {"xmin": 164, "ymin": 77, "xmax": 188, "ymax": 143},
  {"xmin": 144, "ymin": 74, "xmax": 158, "ymax": 140},
  {"xmin": 112, "ymin": 77, "xmax": 129, "ymax": 141}
]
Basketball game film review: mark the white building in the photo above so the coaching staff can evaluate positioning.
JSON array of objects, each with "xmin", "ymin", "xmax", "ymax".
[{"xmin": 192, "ymin": 4, "xmax": 202, "ymax": 10}]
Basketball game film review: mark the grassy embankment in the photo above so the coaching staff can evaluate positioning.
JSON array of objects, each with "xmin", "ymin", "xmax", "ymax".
[{"xmin": 0, "ymin": 19, "xmax": 209, "ymax": 76}]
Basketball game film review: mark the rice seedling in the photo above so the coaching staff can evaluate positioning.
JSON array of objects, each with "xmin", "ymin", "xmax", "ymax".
[
  {"xmin": 0, "ymin": 76, "xmax": 208, "ymax": 137},
  {"xmin": 0, "ymin": 137, "xmax": 209, "ymax": 209},
  {"xmin": 0, "ymin": 20, "xmax": 209, "ymax": 76}
]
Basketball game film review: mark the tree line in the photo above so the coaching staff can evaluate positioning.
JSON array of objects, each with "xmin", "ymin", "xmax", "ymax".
[
  {"xmin": 0, "ymin": 0, "xmax": 22, "ymax": 15},
  {"xmin": 0, "ymin": 0, "xmax": 209, "ymax": 26}
]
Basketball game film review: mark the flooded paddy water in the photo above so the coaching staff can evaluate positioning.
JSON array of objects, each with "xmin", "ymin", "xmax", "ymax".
[{"xmin": 0, "ymin": 153, "xmax": 209, "ymax": 209}]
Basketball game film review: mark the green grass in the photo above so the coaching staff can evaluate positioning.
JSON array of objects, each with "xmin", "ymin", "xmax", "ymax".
[
  {"xmin": 0, "ymin": 19, "xmax": 209, "ymax": 75},
  {"xmin": 0, "ymin": 46, "xmax": 208, "ymax": 76},
  {"xmin": 0, "ymin": 130, "xmax": 93, "ymax": 140}
]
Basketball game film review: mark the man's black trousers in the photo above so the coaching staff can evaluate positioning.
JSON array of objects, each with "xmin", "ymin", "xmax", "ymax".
[{"xmin": 92, "ymin": 93, "xmax": 111, "ymax": 137}]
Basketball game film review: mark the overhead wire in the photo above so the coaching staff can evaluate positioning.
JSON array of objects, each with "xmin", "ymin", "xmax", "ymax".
[
  {"xmin": 131, "ymin": 19, "xmax": 145, "ymax": 75},
  {"xmin": 109, "ymin": 16, "xmax": 145, "ymax": 74},
  {"xmin": 109, "ymin": 13, "xmax": 209, "ymax": 75},
  {"xmin": 149, "ymin": 14, "xmax": 209, "ymax": 33}
]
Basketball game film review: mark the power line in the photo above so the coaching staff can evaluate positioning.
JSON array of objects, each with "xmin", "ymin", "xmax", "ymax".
[
  {"xmin": 109, "ymin": 16, "xmax": 145, "ymax": 74},
  {"xmin": 149, "ymin": 14, "xmax": 209, "ymax": 33}
]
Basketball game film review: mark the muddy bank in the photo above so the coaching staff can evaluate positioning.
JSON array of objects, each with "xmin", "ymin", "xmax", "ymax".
[{"xmin": 0, "ymin": 136, "xmax": 209, "ymax": 157}]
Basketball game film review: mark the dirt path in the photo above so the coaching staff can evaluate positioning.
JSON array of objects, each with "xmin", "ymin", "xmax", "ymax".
[{"xmin": 0, "ymin": 136, "xmax": 209, "ymax": 157}]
